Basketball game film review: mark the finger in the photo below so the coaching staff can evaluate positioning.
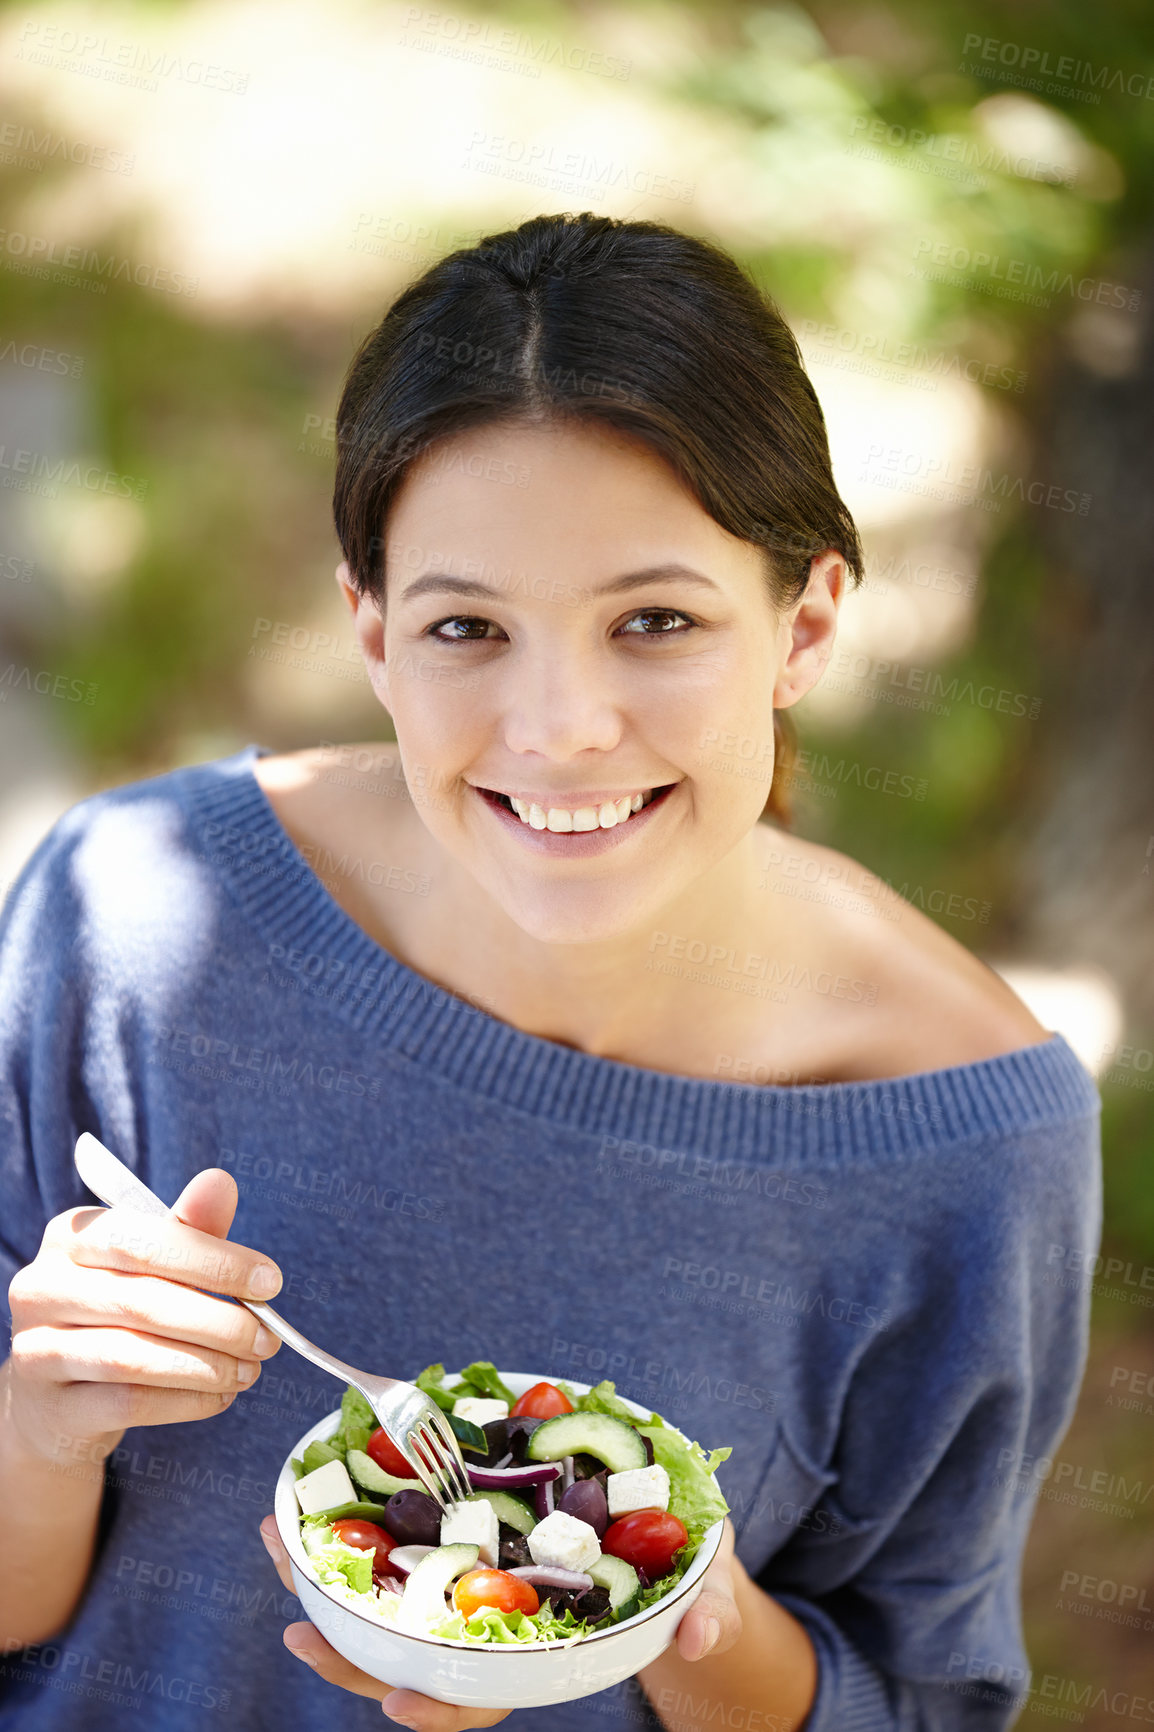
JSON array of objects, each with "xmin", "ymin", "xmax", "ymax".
[
  {"xmin": 14, "ymin": 1324, "xmax": 261, "ymax": 1394},
  {"xmin": 268, "ymin": 1528, "xmax": 510, "ymax": 1728},
  {"xmin": 170, "ymin": 1167, "xmax": 238, "ymax": 1239},
  {"xmin": 50, "ymin": 1203, "xmax": 282, "ymax": 1302},
  {"xmin": 12, "ymin": 1256, "xmax": 281, "ymax": 1362},
  {"xmin": 676, "ymin": 1584, "xmax": 742, "ymax": 1661},
  {"xmin": 34, "ymin": 1381, "xmax": 241, "ymax": 1447},
  {"xmin": 259, "ymin": 1515, "xmax": 297, "ymax": 1596},
  {"xmin": 378, "ymin": 1687, "xmax": 510, "ymax": 1731},
  {"xmin": 282, "ymin": 1628, "xmax": 510, "ymax": 1730},
  {"xmin": 676, "ymin": 1522, "xmax": 740, "ymax": 1663},
  {"xmin": 281, "ymin": 1623, "xmax": 390, "ymax": 1701}
]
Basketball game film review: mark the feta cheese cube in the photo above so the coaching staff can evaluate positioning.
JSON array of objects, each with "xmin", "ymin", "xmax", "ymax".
[
  {"xmin": 527, "ymin": 1509, "xmax": 601, "ymax": 1575},
  {"xmin": 293, "ymin": 1457, "xmax": 356, "ymax": 1516},
  {"xmin": 451, "ymin": 1396, "xmax": 509, "ymax": 1426},
  {"xmin": 440, "ymin": 1497, "xmax": 500, "ymax": 1567},
  {"xmin": 606, "ymin": 1464, "xmax": 671, "ymax": 1518}
]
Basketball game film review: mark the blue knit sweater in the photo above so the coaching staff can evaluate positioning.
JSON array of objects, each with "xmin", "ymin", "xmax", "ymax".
[{"xmin": 0, "ymin": 748, "xmax": 1102, "ymax": 1732}]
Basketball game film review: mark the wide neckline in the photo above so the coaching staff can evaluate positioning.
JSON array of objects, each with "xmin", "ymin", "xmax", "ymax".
[{"xmin": 180, "ymin": 745, "xmax": 1100, "ymax": 1166}]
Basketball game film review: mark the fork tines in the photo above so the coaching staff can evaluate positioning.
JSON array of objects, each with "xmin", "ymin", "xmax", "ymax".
[{"xmin": 404, "ymin": 1410, "xmax": 472, "ymax": 1509}]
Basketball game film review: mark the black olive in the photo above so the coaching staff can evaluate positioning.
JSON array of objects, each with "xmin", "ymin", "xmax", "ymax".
[
  {"xmin": 503, "ymin": 1416, "xmax": 542, "ymax": 1463},
  {"xmin": 497, "ymin": 1525, "xmax": 532, "ymax": 1569},
  {"xmin": 569, "ymin": 1451, "xmax": 605, "ymax": 1480},
  {"xmin": 460, "ymin": 1418, "xmax": 509, "ymax": 1468},
  {"xmin": 572, "ymin": 1585, "xmax": 611, "ymax": 1622}
]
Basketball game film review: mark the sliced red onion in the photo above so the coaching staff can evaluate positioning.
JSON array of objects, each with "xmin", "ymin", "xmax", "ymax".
[
  {"xmin": 387, "ymin": 1545, "xmax": 436, "ymax": 1576},
  {"xmin": 375, "ymin": 1576, "xmax": 405, "ymax": 1596},
  {"xmin": 467, "ymin": 1462, "xmax": 561, "ymax": 1490},
  {"xmin": 534, "ymin": 1475, "xmax": 555, "ymax": 1519},
  {"xmin": 508, "ymin": 1565, "xmax": 592, "ymax": 1591},
  {"xmin": 561, "ymin": 1455, "xmax": 575, "ymax": 1493},
  {"xmin": 491, "ymin": 1452, "xmax": 514, "ymax": 1470}
]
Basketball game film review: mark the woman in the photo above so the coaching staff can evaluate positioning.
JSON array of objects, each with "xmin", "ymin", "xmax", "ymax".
[{"xmin": 0, "ymin": 213, "xmax": 1100, "ymax": 1732}]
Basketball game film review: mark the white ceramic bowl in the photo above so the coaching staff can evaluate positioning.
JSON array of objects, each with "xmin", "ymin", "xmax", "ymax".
[{"xmin": 274, "ymin": 1370, "xmax": 724, "ymax": 1709}]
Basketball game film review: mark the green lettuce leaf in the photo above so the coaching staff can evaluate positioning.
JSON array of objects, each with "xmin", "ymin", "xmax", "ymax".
[
  {"xmin": 415, "ymin": 1363, "xmax": 457, "ymax": 1412},
  {"xmin": 637, "ymin": 1424, "xmax": 731, "ymax": 1542},
  {"xmin": 568, "ymin": 1379, "xmax": 654, "ymax": 1424},
  {"xmin": 307, "ymin": 1534, "xmax": 374, "ymax": 1595},
  {"xmin": 302, "ymin": 1437, "xmax": 343, "ymax": 1473},
  {"xmin": 427, "ymin": 1602, "xmax": 590, "ymax": 1645},
  {"xmin": 447, "ymin": 1361, "xmax": 516, "ymax": 1405},
  {"xmin": 337, "ymin": 1385, "xmax": 376, "ymax": 1454}
]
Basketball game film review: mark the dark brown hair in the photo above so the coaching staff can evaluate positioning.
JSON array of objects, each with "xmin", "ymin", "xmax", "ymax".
[{"xmin": 333, "ymin": 211, "xmax": 863, "ymax": 825}]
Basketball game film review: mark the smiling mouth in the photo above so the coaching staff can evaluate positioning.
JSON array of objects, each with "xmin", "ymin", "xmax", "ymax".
[{"xmin": 476, "ymin": 784, "xmax": 678, "ymax": 832}]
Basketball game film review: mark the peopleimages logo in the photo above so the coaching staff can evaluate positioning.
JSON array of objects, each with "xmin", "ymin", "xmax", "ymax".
[{"xmin": 660, "ymin": 1257, "xmax": 891, "ymax": 1331}]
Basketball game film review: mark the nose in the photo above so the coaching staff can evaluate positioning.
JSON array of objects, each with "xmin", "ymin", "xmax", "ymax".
[{"xmin": 499, "ymin": 641, "xmax": 623, "ymax": 761}]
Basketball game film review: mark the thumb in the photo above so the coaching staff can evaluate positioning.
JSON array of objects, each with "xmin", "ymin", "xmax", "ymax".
[{"xmin": 169, "ymin": 1167, "xmax": 239, "ymax": 1239}]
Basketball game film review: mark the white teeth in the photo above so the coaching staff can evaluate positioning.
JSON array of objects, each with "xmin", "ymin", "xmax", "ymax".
[{"xmin": 497, "ymin": 787, "xmax": 664, "ymax": 830}]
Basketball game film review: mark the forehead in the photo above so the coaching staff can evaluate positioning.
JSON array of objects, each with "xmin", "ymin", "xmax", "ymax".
[{"xmin": 385, "ymin": 419, "xmax": 765, "ymax": 587}]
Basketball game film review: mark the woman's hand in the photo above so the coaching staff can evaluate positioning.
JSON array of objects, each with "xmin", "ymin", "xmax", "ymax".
[
  {"xmin": 256, "ymin": 1513, "xmax": 742, "ymax": 1729},
  {"xmin": 5, "ymin": 1168, "xmax": 283, "ymax": 1466},
  {"xmin": 258, "ymin": 1515, "xmax": 511, "ymax": 1728},
  {"xmin": 661, "ymin": 1516, "xmax": 742, "ymax": 1663}
]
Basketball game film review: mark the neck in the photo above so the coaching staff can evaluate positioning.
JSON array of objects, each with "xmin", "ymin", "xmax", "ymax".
[{"xmin": 394, "ymin": 820, "xmax": 774, "ymax": 1062}]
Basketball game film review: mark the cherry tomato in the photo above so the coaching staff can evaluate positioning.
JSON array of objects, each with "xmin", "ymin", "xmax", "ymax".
[
  {"xmin": 602, "ymin": 1510, "xmax": 689, "ymax": 1580},
  {"xmin": 509, "ymin": 1381, "xmax": 574, "ymax": 1419},
  {"xmin": 330, "ymin": 1518, "xmax": 396, "ymax": 1575},
  {"xmin": 367, "ymin": 1426, "xmax": 416, "ymax": 1480},
  {"xmin": 452, "ymin": 1568, "xmax": 540, "ymax": 1619}
]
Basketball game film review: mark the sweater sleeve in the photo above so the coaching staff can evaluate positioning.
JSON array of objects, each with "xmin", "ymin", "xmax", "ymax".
[
  {"xmin": 0, "ymin": 808, "xmax": 110, "ymax": 1351},
  {"xmin": 753, "ymin": 1106, "xmax": 1102, "ymax": 1732}
]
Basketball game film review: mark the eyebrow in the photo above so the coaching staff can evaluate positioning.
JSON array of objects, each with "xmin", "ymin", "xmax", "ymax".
[{"xmin": 399, "ymin": 563, "xmax": 722, "ymax": 604}]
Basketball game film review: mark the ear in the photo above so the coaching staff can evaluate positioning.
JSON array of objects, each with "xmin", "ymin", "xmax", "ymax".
[
  {"xmin": 335, "ymin": 560, "xmax": 358, "ymax": 617},
  {"xmin": 335, "ymin": 560, "xmax": 390, "ymax": 707},
  {"xmin": 772, "ymin": 550, "xmax": 845, "ymax": 710}
]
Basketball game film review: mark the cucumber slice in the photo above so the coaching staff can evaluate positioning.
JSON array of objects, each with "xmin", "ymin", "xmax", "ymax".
[
  {"xmin": 526, "ymin": 1412, "xmax": 647, "ymax": 1473},
  {"xmin": 397, "ymin": 1543, "xmax": 479, "ymax": 1632},
  {"xmin": 345, "ymin": 1447, "xmax": 422, "ymax": 1497},
  {"xmin": 464, "ymin": 1490, "xmax": 536, "ymax": 1536},
  {"xmin": 588, "ymin": 1553, "xmax": 640, "ymax": 1618}
]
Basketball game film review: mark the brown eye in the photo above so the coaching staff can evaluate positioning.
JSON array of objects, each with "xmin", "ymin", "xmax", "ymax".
[
  {"xmin": 618, "ymin": 609, "xmax": 693, "ymax": 635},
  {"xmin": 428, "ymin": 616, "xmax": 499, "ymax": 641}
]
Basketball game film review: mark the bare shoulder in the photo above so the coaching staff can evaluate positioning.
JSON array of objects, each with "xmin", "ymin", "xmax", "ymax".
[
  {"xmin": 253, "ymin": 740, "xmax": 404, "ymax": 796},
  {"xmin": 755, "ymin": 825, "xmax": 1050, "ymax": 1079},
  {"xmin": 252, "ymin": 739, "xmax": 415, "ymax": 856}
]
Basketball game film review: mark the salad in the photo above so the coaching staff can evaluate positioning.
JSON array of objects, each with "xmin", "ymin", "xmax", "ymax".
[{"xmin": 288, "ymin": 1362, "xmax": 731, "ymax": 1647}]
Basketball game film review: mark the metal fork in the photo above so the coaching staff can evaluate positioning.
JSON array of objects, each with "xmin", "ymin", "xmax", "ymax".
[{"xmin": 73, "ymin": 1133, "xmax": 473, "ymax": 1510}]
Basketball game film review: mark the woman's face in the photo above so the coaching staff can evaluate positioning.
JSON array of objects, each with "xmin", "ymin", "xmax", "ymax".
[{"xmin": 345, "ymin": 418, "xmax": 841, "ymax": 944}]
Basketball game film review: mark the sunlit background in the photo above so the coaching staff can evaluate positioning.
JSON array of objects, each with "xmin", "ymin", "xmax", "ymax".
[{"xmin": 1, "ymin": 0, "xmax": 1152, "ymax": 1712}]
